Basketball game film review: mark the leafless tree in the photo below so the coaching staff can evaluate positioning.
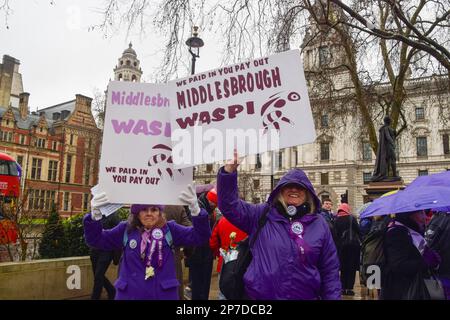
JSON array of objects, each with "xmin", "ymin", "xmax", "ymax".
[
  {"xmin": 91, "ymin": 87, "xmax": 107, "ymax": 129},
  {"xmin": 0, "ymin": 191, "xmax": 46, "ymax": 261},
  {"xmin": 94, "ymin": 0, "xmax": 449, "ymax": 152}
]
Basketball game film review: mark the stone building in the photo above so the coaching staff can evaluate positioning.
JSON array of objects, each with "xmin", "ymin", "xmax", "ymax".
[
  {"xmin": 0, "ymin": 54, "xmax": 102, "ymax": 217},
  {"xmin": 193, "ymin": 34, "xmax": 450, "ymax": 213}
]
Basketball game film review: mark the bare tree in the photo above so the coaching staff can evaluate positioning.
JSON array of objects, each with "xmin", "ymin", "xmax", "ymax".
[
  {"xmin": 1, "ymin": 0, "xmax": 56, "ymax": 29},
  {"xmin": 91, "ymin": 88, "xmax": 107, "ymax": 129},
  {"xmin": 94, "ymin": 0, "xmax": 449, "ymax": 152},
  {"xmin": 0, "ymin": 191, "xmax": 46, "ymax": 261}
]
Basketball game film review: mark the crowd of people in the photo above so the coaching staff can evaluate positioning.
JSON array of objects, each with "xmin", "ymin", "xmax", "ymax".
[{"xmin": 83, "ymin": 153, "xmax": 450, "ymax": 300}]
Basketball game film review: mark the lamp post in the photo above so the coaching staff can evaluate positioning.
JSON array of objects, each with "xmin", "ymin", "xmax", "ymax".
[{"xmin": 186, "ymin": 26, "xmax": 204, "ymax": 75}]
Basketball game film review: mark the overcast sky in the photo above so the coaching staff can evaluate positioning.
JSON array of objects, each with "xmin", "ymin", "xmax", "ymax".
[{"xmin": 0, "ymin": 0, "xmax": 220, "ymax": 111}]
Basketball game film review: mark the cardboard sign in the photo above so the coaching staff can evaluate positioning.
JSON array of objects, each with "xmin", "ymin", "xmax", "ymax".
[
  {"xmin": 169, "ymin": 49, "xmax": 316, "ymax": 168},
  {"xmin": 98, "ymin": 81, "xmax": 193, "ymax": 205}
]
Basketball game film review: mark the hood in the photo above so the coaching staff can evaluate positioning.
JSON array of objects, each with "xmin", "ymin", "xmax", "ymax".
[
  {"xmin": 337, "ymin": 203, "xmax": 351, "ymax": 216},
  {"xmin": 267, "ymin": 168, "xmax": 320, "ymax": 212}
]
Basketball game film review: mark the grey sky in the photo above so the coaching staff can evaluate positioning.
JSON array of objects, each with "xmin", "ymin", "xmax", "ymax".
[{"xmin": 0, "ymin": 0, "xmax": 219, "ymax": 111}]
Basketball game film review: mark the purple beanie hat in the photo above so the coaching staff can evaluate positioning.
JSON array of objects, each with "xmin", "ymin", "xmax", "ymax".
[{"xmin": 130, "ymin": 204, "xmax": 165, "ymax": 215}]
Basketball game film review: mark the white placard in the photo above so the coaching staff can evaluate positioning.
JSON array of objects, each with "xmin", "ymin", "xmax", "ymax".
[
  {"xmin": 90, "ymin": 185, "xmax": 123, "ymax": 217},
  {"xmin": 169, "ymin": 49, "xmax": 316, "ymax": 168},
  {"xmin": 98, "ymin": 81, "xmax": 193, "ymax": 204}
]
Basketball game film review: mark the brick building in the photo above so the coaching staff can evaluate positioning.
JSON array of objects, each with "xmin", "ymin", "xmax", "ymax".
[{"xmin": 0, "ymin": 54, "xmax": 102, "ymax": 217}]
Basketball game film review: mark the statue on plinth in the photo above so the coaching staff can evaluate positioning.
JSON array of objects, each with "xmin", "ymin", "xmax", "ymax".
[{"xmin": 371, "ymin": 116, "xmax": 401, "ymax": 182}]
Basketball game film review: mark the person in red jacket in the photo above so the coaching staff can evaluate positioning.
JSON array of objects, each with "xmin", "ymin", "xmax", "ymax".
[{"xmin": 209, "ymin": 215, "xmax": 247, "ymax": 300}]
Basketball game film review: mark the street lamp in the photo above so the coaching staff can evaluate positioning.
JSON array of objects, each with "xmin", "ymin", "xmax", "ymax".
[{"xmin": 186, "ymin": 26, "xmax": 204, "ymax": 75}]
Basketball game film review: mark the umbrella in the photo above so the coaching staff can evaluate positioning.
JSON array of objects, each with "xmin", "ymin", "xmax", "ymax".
[
  {"xmin": 356, "ymin": 202, "xmax": 372, "ymax": 217},
  {"xmin": 360, "ymin": 186, "xmax": 450, "ymax": 218},
  {"xmin": 195, "ymin": 183, "xmax": 214, "ymax": 196},
  {"xmin": 357, "ymin": 190, "xmax": 399, "ymax": 217},
  {"xmin": 407, "ymin": 171, "xmax": 450, "ymax": 189}
]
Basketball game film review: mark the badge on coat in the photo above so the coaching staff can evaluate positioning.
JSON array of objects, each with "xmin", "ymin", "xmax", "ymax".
[
  {"xmin": 287, "ymin": 205, "xmax": 297, "ymax": 216},
  {"xmin": 129, "ymin": 239, "xmax": 137, "ymax": 249},
  {"xmin": 152, "ymin": 228, "xmax": 163, "ymax": 240},
  {"xmin": 291, "ymin": 221, "xmax": 304, "ymax": 236}
]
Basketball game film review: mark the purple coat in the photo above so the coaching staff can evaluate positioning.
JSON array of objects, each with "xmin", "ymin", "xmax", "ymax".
[
  {"xmin": 217, "ymin": 167, "xmax": 341, "ymax": 300},
  {"xmin": 83, "ymin": 210, "xmax": 211, "ymax": 300}
]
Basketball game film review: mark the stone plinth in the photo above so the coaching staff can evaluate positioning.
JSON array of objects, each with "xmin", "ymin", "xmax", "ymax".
[{"xmin": 365, "ymin": 180, "xmax": 405, "ymax": 201}]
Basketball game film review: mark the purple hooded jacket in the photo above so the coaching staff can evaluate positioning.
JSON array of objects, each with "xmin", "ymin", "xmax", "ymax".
[
  {"xmin": 83, "ymin": 210, "xmax": 211, "ymax": 300},
  {"xmin": 217, "ymin": 167, "xmax": 341, "ymax": 300}
]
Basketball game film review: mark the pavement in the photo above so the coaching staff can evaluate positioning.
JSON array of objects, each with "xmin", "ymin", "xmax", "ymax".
[{"xmin": 184, "ymin": 268, "xmax": 375, "ymax": 300}]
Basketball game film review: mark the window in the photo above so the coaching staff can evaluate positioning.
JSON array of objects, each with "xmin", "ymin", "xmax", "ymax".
[
  {"xmin": 34, "ymin": 138, "xmax": 45, "ymax": 148},
  {"xmin": 415, "ymin": 107, "xmax": 425, "ymax": 120},
  {"xmin": 31, "ymin": 158, "xmax": 42, "ymax": 179},
  {"xmin": 278, "ymin": 151, "xmax": 283, "ymax": 170},
  {"xmin": 52, "ymin": 141, "xmax": 58, "ymax": 151},
  {"xmin": 0, "ymin": 131, "xmax": 13, "ymax": 142},
  {"xmin": 443, "ymin": 134, "xmax": 450, "ymax": 155},
  {"xmin": 85, "ymin": 159, "xmax": 91, "ymax": 185},
  {"xmin": 321, "ymin": 172, "xmax": 329, "ymax": 185},
  {"xmin": 70, "ymin": 134, "xmax": 74, "ymax": 145},
  {"xmin": 320, "ymin": 142, "xmax": 330, "ymax": 161},
  {"xmin": 253, "ymin": 179, "xmax": 260, "ymax": 189},
  {"xmin": 28, "ymin": 189, "xmax": 51, "ymax": 210},
  {"xmin": 83, "ymin": 194, "xmax": 89, "ymax": 211},
  {"xmin": 321, "ymin": 114, "xmax": 329, "ymax": 128},
  {"xmin": 418, "ymin": 169, "xmax": 428, "ymax": 176},
  {"xmin": 20, "ymin": 134, "xmax": 25, "ymax": 145},
  {"xmin": 319, "ymin": 46, "xmax": 331, "ymax": 66},
  {"xmin": 255, "ymin": 154, "xmax": 262, "ymax": 169},
  {"xmin": 63, "ymin": 192, "xmax": 70, "ymax": 211},
  {"xmin": 65, "ymin": 155, "xmax": 72, "ymax": 183},
  {"xmin": 363, "ymin": 142, "xmax": 372, "ymax": 161},
  {"xmin": 48, "ymin": 160, "xmax": 58, "ymax": 182},
  {"xmin": 206, "ymin": 164, "xmax": 213, "ymax": 173},
  {"xmin": 16, "ymin": 155, "xmax": 24, "ymax": 168},
  {"xmin": 363, "ymin": 172, "xmax": 372, "ymax": 184},
  {"xmin": 44, "ymin": 191, "xmax": 55, "ymax": 210},
  {"xmin": 294, "ymin": 148, "xmax": 299, "ymax": 165},
  {"xmin": 416, "ymin": 137, "xmax": 428, "ymax": 157},
  {"xmin": 28, "ymin": 189, "xmax": 35, "ymax": 209}
]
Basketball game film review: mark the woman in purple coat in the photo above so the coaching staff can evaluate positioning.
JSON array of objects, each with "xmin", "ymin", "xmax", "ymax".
[
  {"xmin": 83, "ymin": 185, "xmax": 211, "ymax": 300},
  {"xmin": 218, "ymin": 152, "xmax": 341, "ymax": 300}
]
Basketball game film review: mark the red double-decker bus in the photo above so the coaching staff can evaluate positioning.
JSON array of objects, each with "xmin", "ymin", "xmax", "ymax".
[{"xmin": 0, "ymin": 152, "xmax": 20, "ymax": 200}]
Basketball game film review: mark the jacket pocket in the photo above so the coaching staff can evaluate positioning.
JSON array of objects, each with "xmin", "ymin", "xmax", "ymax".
[
  {"xmin": 115, "ymin": 278, "xmax": 128, "ymax": 291},
  {"xmin": 160, "ymin": 279, "xmax": 179, "ymax": 290}
]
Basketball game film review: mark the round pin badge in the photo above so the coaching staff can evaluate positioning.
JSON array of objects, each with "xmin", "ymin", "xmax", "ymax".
[
  {"xmin": 129, "ymin": 239, "xmax": 137, "ymax": 249},
  {"xmin": 291, "ymin": 221, "xmax": 304, "ymax": 235},
  {"xmin": 152, "ymin": 228, "xmax": 164, "ymax": 240},
  {"xmin": 287, "ymin": 205, "xmax": 297, "ymax": 216}
]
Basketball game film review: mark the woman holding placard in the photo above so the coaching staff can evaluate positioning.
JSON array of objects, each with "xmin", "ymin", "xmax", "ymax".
[{"xmin": 83, "ymin": 185, "xmax": 211, "ymax": 300}]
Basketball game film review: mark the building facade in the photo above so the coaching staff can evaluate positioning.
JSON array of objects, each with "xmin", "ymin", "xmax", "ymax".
[
  {"xmin": 193, "ymin": 40, "xmax": 450, "ymax": 213},
  {"xmin": 0, "ymin": 54, "xmax": 102, "ymax": 217}
]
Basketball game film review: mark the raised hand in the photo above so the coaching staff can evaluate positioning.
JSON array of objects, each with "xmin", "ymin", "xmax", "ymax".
[{"xmin": 224, "ymin": 149, "xmax": 241, "ymax": 173}]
